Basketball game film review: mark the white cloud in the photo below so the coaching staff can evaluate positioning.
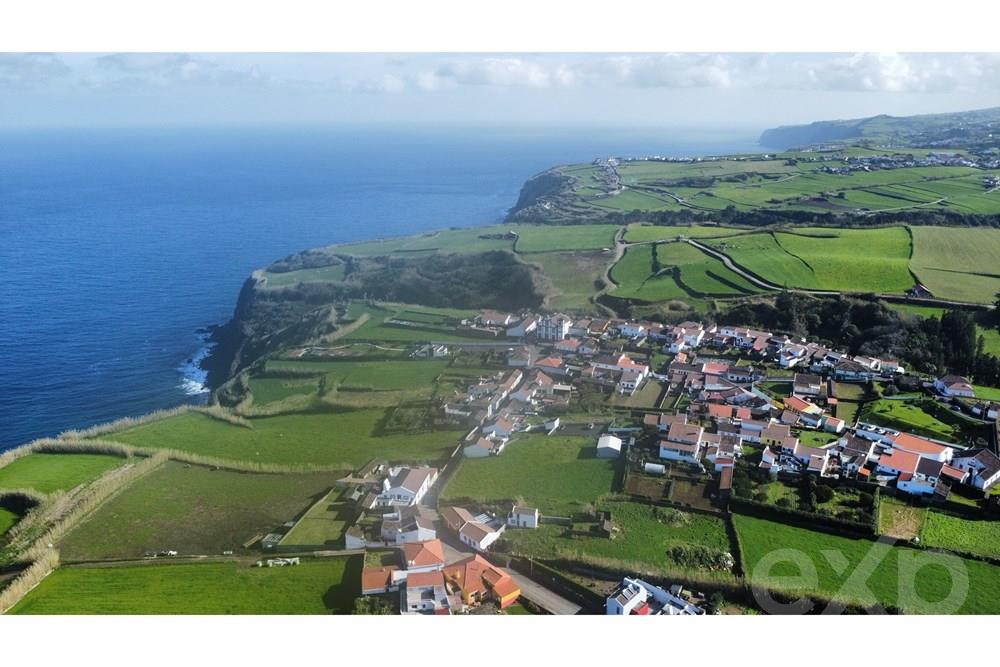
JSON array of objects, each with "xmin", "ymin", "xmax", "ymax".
[
  {"xmin": 0, "ymin": 53, "xmax": 71, "ymax": 88},
  {"xmin": 84, "ymin": 53, "xmax": 269, "ymax": 90},
  {"xmin": 799, "ymin": 53, "xmax": 1000, "ymax": 94}
]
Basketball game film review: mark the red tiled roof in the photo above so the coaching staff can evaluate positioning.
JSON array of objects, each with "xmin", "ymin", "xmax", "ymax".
[{"xmin": 403, "ymin": 539, "xmax": 445, "ymax": 568}]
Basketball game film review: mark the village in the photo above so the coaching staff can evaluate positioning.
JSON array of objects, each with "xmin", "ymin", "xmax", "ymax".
[{"xmin": 266, "ymin": 306, "xmax": 1000, "ymax": 615}]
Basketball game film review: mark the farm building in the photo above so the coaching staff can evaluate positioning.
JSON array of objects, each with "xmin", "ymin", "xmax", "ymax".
[{"xmin": 597, "ymin": 434, "xmax": 623, "ymax": 458}]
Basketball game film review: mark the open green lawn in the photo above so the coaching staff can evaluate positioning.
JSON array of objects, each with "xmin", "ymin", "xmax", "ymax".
[
  {"xmin": 910, "ymin": 226, "xmax": 1000, "ymax": 303},
  {"xmin": 441, "ymin": 433, "xmax": 616, "ymax": 516},
  {"xmin": 705, "ymin": 226, "xmax": 913, "ymax": 293},
  {"xmin": 863, "ymin": 398, "xmax": 961, "ymax": 442},
  {"xmin": 0, "ymin": 507, "xmax": 20, "ymax": 537},
  {"xmin": 734, "ymin": 514, "xmax": 1000, "ymax": 613},
  {"xmin": 921, "ymin": 510, "xmax": 1000, "ymax": 560},
  {"xmin": 11, "ymin": 556, "xmax": 361, "ymax": 614},
  {"xmin": 104, "ymin": 410, "xmax": 462, "ymax": 468},
  {"xmin": 0, "ymin": 452, "xmax": 127, "ymax": 494},
  {"xmin": 611, "ymin": 242, "xmax": 761, "ymax": 302},
  {"xmin": 514, "ymin": 224, "xmax": 620, "ymax": 252},
  {"xmin": 263, "ymin": 264, "xmax": 347, "ymax": 287},
  {"xmin": 505, "ymin": 500, "xmax": 734, "ymax": 576},
  {"xmin": 265, "ymin": 358, "xmax": 449, "ymax": 392},
  {"xmin": 342, "ymin": 303, "xmax": 485, "ymax": 343},
  {"xmin": 59, "ymin": 462, "xmax": 336, "ymax": 560},
  {"xmin": 279, "ymin": 489, "xmax": 354, "ymax": 549}
]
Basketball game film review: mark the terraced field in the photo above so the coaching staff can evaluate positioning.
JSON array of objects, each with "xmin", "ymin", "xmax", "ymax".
[
  {"xmin": 610, "ymin": 242, "xmax": 762, "ymax": 302},
  {"xmin": 910, "ymin": 226, "xmax": 1000, "ymax": 303},
  {"xmin": 514, "ymin": 224, "xmax": 620, "ymax": 252},
  {"xmin": 623, "ymin": 223, "xmax": 753, "ymax": 243}
]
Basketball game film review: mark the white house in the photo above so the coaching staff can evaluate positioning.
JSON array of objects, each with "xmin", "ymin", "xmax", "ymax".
[
  {"xmin": 606, "ymin": 578, "xmax": 704, "ymax": 616},
  {"xmin": 659, "ymin": 422, "xmax": 705, "ymax": 465},
  {"xmin": 934, "ymin": 374, "xmax": 976, "ymax": 398},
  {"xmin": 951, "ymin": 448, "xmax": 1000, "ymax": 491},
  {"xmin": 507, "ymin": 506, "xmax": 540, "ymax": 529},
  {"xmin": 377, "ymin": 467, "xmax": 439, "ymax": 507},
  {"xmin": 506, "ymin": 316, "xmax": 538, "ymax": 338},
  {"xmin": 597, "ymin": 434, "xmax": 623, "ymax": 458},
  {"xmin": 459, "ymin": 520, "xmax": 505, "ymax": 552},
  {"xmin": 381, "ymin": 507, "xmax": 437, "ymax": 545}
]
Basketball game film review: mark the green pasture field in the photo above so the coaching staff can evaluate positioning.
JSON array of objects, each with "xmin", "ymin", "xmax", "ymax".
[
  {"xmin": 263, "ymin": 264, "xmax": 347, "ymax": 288},
  {"xmin": 910, "ymin": 226, "xmax": 1000, "ymax": 303},
  {"xmin": 622, "ymin": 223, "xmax": 752, "ymax": 243},
  {"xmin": 0, "ymin": 452, "xmax": 127, "ymax": 494},
  {"xmin": 11, "ymin": 556, "xmax": 361, "ymax": 614},
  {"xmin": 279, "ymin": 488, "xmax": 353, "ymax": 549},
  {"xmin": 921, "ymin": 510, "xmax": 1000, "ymax": 560},
  {"xmin": 734, "ymin": 514, "xmax": 1000, "ymax": 614},
  {"xmin": 440, "ymin": 433, "xmax": 616, "ymax": 516},
  {"xmin": 528, "ymin": 251, "xmax": 609, "ymax": 311},
  {"xmin": 514, "ymin": 224, "xmax": 620, "ymax": 252},
  {"xmin": 58, "ymin": 461, "xmax": 336, "ymax": 560},
  {"xmin": 103, "ymin": 410, "xmax": 462, "ymax": 468},
  {"xmin": 588, "ymin": 189, "xmax": 681, "ymax": 212},
  {"xmin": 505, "ymin": 500, "xmax": 734, "ymax": 576},
  {"xmin": 343, "ymin": 303, "xmax": 485, "ymax": 343},
  {"xmin": 610, "ymin": 242, "xmax": 761, "ymax": 302},
  {"xmin": 330, "ymin": 225, "xmax": 515, "ymax": 256},
  {"xmin": 705, "ymin": 226, "xmax": 913, "ymax": 293},
  {"xmin": 249, "ymin": 376, "xmax": 321, "ymax": 404},
  {"xmin": 265, "ymin": 358, "xmax": 449, "ymax": 392},
  {"xmin": 862, "ymin": 398, "xmax": 961, "ymax": 442}
]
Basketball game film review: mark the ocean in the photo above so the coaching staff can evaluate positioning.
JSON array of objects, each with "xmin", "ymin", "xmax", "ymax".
[{"xmin": 0, "ymin": 125, "xmax": 762, "ymax": 450}]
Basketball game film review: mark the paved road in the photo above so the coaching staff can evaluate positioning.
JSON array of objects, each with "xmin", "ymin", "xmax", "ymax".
[{"xmin": 501, "ymin": 567, "xmax": 582, "ymax": 615}]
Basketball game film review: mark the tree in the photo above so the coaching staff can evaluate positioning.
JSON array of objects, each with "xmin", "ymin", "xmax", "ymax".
[
  {"xmin": 353, "ymin": 596, "xmax": 394, "ymax": 615},
  {"xmin": 815, "ymin": 485, "xmax": 835, "ymax": 504}
]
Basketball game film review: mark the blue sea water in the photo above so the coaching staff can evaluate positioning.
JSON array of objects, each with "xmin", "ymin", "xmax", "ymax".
[{"xmin": 0, "ymin": 125, "xmax": 761, "ymax": 450}]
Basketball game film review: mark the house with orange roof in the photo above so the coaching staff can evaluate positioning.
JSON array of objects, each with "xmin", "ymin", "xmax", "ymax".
[
  {"xmin": 403, "ymin": 570, "xmax": 452, "ymax": 615},
  {"xmin": 401, "ymin": 539, "xmax": 446, "ymax": 573},
  {"xmin": 891, "ymin": 432, "xmax": 954, "ymax": 464},
  {"xmin": 362, "ymin": 565, "xmax": 401, "ymax": 596},
  {"xmin": 442, "ymin": 554, "xmax": 521, "ymax": 610},
  {"xmin": 877, "ymin": 448, "xmax": 920, "ymax": 477}
]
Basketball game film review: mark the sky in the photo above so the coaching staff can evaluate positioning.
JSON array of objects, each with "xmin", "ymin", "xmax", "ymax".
[{"xmin": 2, "ymin": 52, "xmax": 1000, "ymax": 130}]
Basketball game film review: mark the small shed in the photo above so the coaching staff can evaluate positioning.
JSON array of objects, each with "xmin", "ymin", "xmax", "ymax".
[
  {"xmin": 643, "ymin": 462, "xmax": 666, "ymax": 476},
  {"xmin": 597, "ymin": 434, "xmax": 623, "ymax": 459}
]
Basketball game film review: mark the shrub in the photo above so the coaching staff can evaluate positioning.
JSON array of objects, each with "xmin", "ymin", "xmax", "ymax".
[{"xmin": 815, "ymin": 486, "xmax": 835, "ymax": 503}]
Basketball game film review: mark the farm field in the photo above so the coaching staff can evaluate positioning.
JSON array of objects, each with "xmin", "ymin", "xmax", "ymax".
[
  {"xmin": 910, "ymin": 226, "xmax": 1000, "ymax": 303},
  {"xmin": 330, "ymin": 225, "xmax": 515, "ymax": 256},
  {"xmin": 704, "ymin": 226, "xmax": 913, "ymax": 293},
  {"xmin": 440, "ymin": 433, "xmax": 616, "ymax": 516},
  {"xmin": 264, "ymin": 359, "xmax": 449, "ymax": 392},
  {"xmin": 505, "ymin": 501, "xmax": 734, "ymax": 576},
  {"xmin": 263, "ymin": 264, "xmax": 347, "ymax": 288},
  {"xmin": 248, "ymin": 376, "xmax": 321, "ymax": 405},
  {"xmin": 279, "ymin": 488, "xmax": 353, "ymax": 549},
  {"xmin": 623, "ymin": 223, "xmax": 753, "ymax": 243},
  {"xmin": 342, "ymin": 303, "xmax": 484, "ymax": 343},
  {"xmin": 610, "ymin": 242, "xmax": 762, "ymax": 302},
  {"xmin": 102, "ymin": 410, "xmax": 462, "ymax": 468},
  {"xmin": 973, "ymin": 385, "xmax": 1000, "ymax": 401},
  {"xmin": 0, "ymin": 452, "xmax": 127, "ymax": 494},
  {"xmin": 529, "ymin": 251, "xmax": 609, "ymax": 311},
  {"xmin": 11, "ymin": 556, "xmax": 361, "ymax": 614},
  {"xmin": 514, "ymin": 224, "xmax": 620, "ymax": 252},
  {"xmin": 59, "ymin": 462, "xmax": 335, "ymax": 560},
  {"xmin": 734, "ymin": 514, "xmax": 1000, "ymax": 613},
  {"xmin": 878, "ymin": 496, "xmax": 926, "ymax": 540},
  {"xmin": 921, "ymin": 510, "xmax": 1000, "ymax": 559}
]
